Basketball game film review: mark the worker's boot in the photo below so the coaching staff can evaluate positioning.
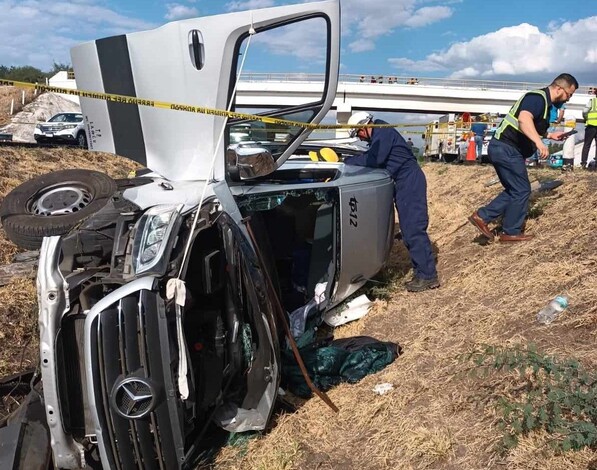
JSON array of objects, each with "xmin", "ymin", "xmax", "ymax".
[
  {"xmin": 405, "ymin": 276, "xmax": 440, "ymax": 292},
  {"xmin": 498, "ymin": 233, "xmax": 534, "ymax": 242}
]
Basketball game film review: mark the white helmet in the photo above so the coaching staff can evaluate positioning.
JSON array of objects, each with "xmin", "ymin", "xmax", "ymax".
[{"xmin": 347, "ymin": 111, "xmax": 373, "ymax": 138}]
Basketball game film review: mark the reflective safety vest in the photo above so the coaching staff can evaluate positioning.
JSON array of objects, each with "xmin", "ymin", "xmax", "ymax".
[
  {"xmin": 495, "ymin": 89, "xmax": 549, "ymax": 139},
  {"xmin": 587, "ymin": 97, "xmax": 597, "ymax": 126}
]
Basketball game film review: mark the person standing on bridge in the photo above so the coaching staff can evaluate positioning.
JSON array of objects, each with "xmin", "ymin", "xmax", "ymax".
[
  {"xmin": 469, "ymin": 73, "xmax": 578, "ymax": 243},
  {"xmin": 343, "ymin": 112, "xmax": 439, "ymax": 292}
]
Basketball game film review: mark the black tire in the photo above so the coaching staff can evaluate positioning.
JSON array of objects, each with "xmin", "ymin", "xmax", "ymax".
[
  {"xmin": 0, "ymin": 169, "xmax": 117, "ymax": 249},
  {"xmin": 77, "ymin": 131, "xmax": 88, "ymax": 148}
]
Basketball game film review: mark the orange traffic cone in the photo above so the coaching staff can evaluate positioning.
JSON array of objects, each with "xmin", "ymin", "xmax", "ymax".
[{"xmin": 465, "ymin": 134, "xmax": 477, "ymax": 163}]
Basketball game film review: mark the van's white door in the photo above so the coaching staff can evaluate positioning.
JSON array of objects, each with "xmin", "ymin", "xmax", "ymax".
[{"xmin": 71, "ymin": 0, "xmax": 340, "ymax": 182}]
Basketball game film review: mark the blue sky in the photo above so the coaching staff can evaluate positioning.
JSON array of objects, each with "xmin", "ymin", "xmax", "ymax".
[{"xmin": 1, "ymin": 0, "xmax": 595, "ymax": 85}]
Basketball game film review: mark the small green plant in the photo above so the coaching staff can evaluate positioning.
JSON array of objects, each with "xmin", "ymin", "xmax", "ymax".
[
  {"xmin": 463, "ymin": 344, "xmax": 597, "ymax": 453},
  {"xmin": 437, "ymin": 166, "xmax": 449, "ymax": 175},
  {"xmin": 365, "ymin": 278, "xmax": 396, "ymax": 301},
  {"xmin": 527, "ymin": 199, "xmax": 549, "ymax": 219},
  {"xmin": 226, "ymin": 431, "xmax": 260, "ymax": 457}
]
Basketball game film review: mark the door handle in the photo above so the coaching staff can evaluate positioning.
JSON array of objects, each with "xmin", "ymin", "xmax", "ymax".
[{"xmin": 189, "ymin": 30, "xmax": 204, "ymax": 70}]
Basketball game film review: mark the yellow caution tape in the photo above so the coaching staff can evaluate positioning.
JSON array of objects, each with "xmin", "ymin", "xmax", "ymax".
[{"xmin": 1, "ymin": 78, "xmax": 426, "ymax": 131}]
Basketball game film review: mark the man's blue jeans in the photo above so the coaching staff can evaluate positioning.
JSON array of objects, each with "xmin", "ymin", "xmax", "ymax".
[
  {"xmin": 478, "ymin": 139, "xmax": 530, "ymax": 235},
  {"xmin": 474, "ymin": 135, "xmax": 483, "ymax": 159}
]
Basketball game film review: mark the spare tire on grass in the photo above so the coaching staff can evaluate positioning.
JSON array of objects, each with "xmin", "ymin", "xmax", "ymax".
[{"xmin": 0, "ymin": 169, "xmax": 117, "ymax": 250}]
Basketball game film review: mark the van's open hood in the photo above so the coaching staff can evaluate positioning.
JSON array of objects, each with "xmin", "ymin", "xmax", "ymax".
[{"xmin": 71, "ymin": 0, "xmax": 340, "ymax": 182}]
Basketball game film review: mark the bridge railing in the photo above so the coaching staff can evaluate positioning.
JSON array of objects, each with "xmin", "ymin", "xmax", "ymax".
[{"xmin": 238, "ymin": 73, "xmax": 595, "ymax": 95}]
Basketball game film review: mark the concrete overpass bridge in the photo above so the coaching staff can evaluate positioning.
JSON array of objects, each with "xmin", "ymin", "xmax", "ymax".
[{"xmin": 235, "ymin": 73, "xmax": 593, "ymax": 123}]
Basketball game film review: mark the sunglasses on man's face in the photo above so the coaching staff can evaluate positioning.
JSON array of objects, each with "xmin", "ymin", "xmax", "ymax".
[{"xmin": 558, "ymin": 85, "xmax": 575, "ymax": 100}]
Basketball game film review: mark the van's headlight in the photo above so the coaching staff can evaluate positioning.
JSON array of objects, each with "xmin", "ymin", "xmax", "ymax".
[{"xmin": 132, "ymin": 204, "xmax": 183, "ymax": 274}]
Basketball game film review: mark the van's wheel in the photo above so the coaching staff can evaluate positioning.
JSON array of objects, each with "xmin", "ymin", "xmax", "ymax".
[
  {"xmin": 0, "ymin": 169, "xmax": 117, "ymax": 249},
  {"xmin": 77, "ymin": 131, "xmax": 88, "ymax": 148}
]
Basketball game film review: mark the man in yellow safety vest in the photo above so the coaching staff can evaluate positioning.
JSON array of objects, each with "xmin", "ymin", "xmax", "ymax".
[
  {"xmin": 581, "ymin": 88, "xmax": 597, "ymax": 168},
  {"xmin": 468, "ymin": 73, "xmax": 578, "ymax": 243}
]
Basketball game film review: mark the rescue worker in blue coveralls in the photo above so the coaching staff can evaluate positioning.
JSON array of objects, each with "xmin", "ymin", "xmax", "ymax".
[
  {"xmin": 343, "ymin": 112, "xmax": 439, "ymax": 292},
  {"xmin": 469, "ymin": 73, "xmax": 578, "ymax": 243}
]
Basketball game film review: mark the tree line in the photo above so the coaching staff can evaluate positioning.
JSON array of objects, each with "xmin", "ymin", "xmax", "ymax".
[{"xmin": 0, "ymin": 62, "xmax": 71, "ymax": 84}]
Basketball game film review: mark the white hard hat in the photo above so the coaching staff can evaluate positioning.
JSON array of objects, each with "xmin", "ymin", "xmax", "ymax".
[{"xmin": 347, "ymin": 111, "xmax": 373, "ymax": 137}]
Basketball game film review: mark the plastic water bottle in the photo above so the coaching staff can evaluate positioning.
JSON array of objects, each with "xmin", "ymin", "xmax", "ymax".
[{"xmin": 536, "ymin": 295, "xmax": 569, "ymax": 325}]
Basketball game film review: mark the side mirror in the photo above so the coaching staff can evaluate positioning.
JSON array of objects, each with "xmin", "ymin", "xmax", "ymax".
[{"xmin": 227, "ymin": 144, "xmax": 276, "ymax": 181}]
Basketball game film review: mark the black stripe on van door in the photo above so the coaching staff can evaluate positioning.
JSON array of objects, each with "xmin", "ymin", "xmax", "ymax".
[{"xmin": 96, "ymin": 35, "xmax": 147, "ymax": 166}]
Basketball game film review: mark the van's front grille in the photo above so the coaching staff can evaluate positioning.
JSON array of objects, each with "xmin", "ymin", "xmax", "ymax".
[{"xmin": 87, "ymin": 289, "xmax": 184, "ymax": 470}]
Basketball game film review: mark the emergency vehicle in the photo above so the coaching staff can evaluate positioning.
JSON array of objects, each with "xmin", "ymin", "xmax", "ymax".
[{"xmin": 423, "ymin": 113, "xmax": 501, "ymax": 162}]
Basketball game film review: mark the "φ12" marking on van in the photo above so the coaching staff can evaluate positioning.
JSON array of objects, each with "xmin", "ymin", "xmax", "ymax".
[{"xmin": 349, "ymin": 196, "xmax": 358, "ymax": 227}]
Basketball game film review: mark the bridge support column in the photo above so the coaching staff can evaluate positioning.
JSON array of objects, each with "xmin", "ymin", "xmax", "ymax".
[{"xmin": 336, "ymin": 102, "xmax": 352, "ymax": 138}]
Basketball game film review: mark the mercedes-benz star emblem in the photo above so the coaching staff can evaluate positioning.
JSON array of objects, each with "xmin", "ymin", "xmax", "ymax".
[{"xmin": 110, "ymin": 377, "xmax": 156, "ymax": 419}]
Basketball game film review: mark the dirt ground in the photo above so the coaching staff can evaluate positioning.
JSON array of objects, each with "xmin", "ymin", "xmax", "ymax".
[
  {"xmin": 0, "ymin": 144, "xmax": 596, "ymax": 469},
  {"xmin": 0, "ymin": 86, "xmax": 38, "ymax": 127}
]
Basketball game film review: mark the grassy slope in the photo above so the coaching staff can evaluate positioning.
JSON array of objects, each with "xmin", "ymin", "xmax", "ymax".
[
  {"xmin": 214, "ymin": 163, "xmax": 597, "ymax": 470},
  {"xmin": 0, "ymin": 147, "xmax": 596, "ymax": 469}
]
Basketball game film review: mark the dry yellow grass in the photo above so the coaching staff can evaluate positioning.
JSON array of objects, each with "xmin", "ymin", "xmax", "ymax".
[
  {"xmin": 0, "ymin": 278, "xmax": 37, "ymax": 376},
  {"xmin": 0, "ymin": 149, "xmax": 596, "ymax": 469}
]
